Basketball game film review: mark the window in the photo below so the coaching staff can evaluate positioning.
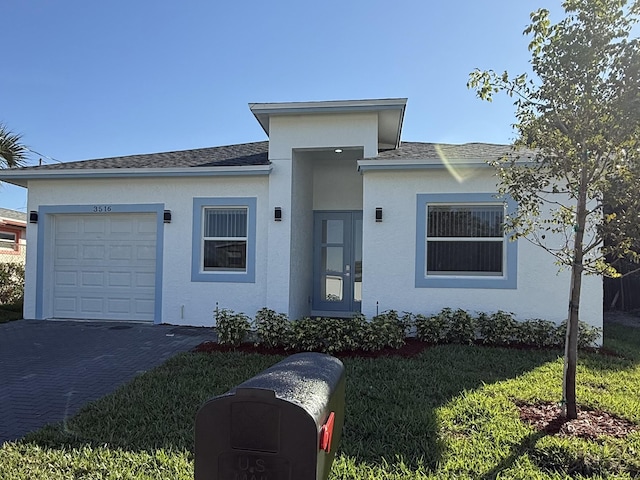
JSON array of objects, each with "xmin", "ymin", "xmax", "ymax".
[
  {"xmin": 203, "ymin": 208, "xmax": 248, "ymax": 271},
  {"xmin": 0, "ymin": 231, "xmax": 18, "ymax": 251},
  {"xmin": 415, "ymin": 193, "xmax": 517, "ymax": 289},
  {"xmin": 427, "ymin": 205, "xmax": 504, "ymax": 275},
  {"xmin": 192, "ymin": 198, "xmax": 256, "ymax": 283}
]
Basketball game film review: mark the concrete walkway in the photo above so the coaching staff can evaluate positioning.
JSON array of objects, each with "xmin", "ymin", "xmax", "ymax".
[{"xmin": 0, "ymin": 319, "xmax": 217, "ymax": 445}]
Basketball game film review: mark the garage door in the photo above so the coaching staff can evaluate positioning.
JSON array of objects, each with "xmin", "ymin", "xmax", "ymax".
[{"xmin": 52, "ymin": 213, "xmax": 157, "ymax": 321}]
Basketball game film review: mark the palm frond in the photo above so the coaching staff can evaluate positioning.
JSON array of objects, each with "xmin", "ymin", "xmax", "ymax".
[{"xmin": 0, "ymin": 123, "xmax": 28, "ymax": 167}]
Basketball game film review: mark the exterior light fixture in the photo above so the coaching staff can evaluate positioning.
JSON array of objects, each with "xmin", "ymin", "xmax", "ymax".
[
  {"xmin": 334, "ymin": 149, "xmax": 343, "ymax": 153},
  {"xmin": 375, "ymin": 207, "xmax": 383, "ymax": 222},
  {"xmin": 274, "ymin": 207, "xmax": 282, "ymax": 221},
  {"xmin": 163, "ymin": 210, "xmax": 172, "ymax": 223},
  {"xmin": 29, "ymin": 211, "xmax": 38, "ymax": 224}
]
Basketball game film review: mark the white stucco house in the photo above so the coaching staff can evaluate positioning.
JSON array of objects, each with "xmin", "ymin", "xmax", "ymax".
[{"xmin": 0, "ymin": 98, "xmax": 602, "ymax": 330}]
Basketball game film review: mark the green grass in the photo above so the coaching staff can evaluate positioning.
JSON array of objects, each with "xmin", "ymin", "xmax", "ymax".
[{"xmin": 2, "ymin": 323, "xmax": 639, "ymax": 479}]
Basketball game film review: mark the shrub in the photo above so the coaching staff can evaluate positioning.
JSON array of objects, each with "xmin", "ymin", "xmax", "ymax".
[
  {"xmin": 254, "ymin": 308, "xmax": 290, "ymax": 348},
  {"xmin": 289, "ymin": 317, "xmax": 324, "ymax": 352},
  {"xmin": 285, "ymin": 316, "xmax": 371, "ymax": 353},
  {"xmin": 446, "ymin": 308, "xmax": 476, "ymax": 345},
  {"xmin": 415, "ymin": 312, "xmax": 448, "ymax": 344},
  {"xmin": 214, "ymin": 309, "xmax": 251, "ymax": 347},
  {"xmin": 556, "ymin": 320, "xmax": 602, "ymax": 348},
  {"xmin": 514, "ymin": 319, "xmax": 561, "ymax": 347},
  {"xmin": 318, "ymin": 315, "xmax": 368, "ymax": 353},
  {"xmin": 0, "ymin": 262, "xmax": 25, "ymax": 305},
  {"xmin": 360, "ymin": 310, "xmax": 408, "ymax": 351},
  {"xmin": 477, "ymin": 310, "xmax": 518, "ymax": 345}
]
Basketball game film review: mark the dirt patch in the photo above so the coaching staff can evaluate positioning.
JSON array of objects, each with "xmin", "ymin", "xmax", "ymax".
[{"xmin": 518, "ymin": 401, "xmax": 639, "ymax": 440}]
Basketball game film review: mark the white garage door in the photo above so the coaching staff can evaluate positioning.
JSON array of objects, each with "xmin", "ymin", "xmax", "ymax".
[{"xmin": 52, "ymin": 213, "xmax": 157, "ymax": 322}]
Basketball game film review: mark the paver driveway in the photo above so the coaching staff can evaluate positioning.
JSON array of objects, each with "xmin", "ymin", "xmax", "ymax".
[{"xmin": 0, "ymin": 319, "xmax": 216, "ymax": 444}]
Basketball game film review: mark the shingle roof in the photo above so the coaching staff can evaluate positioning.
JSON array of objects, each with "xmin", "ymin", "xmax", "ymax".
[
  {"xmin": 17, "ymin": 141, "xmax": 270, "ymax": 171},
  {"xmin": 371, "ymin": 142, "xmax": 536, "ymax": 161},
  {"xmin": 0, "ymin": 208, "xmax": 26, "ymax": 223},
  {"xmin": 8, "ymin": 140, "xmax": 533, "ymax": 173}
]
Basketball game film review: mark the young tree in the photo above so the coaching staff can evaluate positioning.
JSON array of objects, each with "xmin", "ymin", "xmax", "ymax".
[
  {"xmin": 468, "ymin": 0, "xmax": 640, "ymax": 419},
  {"xmin": 0, "ymin": 123, "xmax": 28, "ymax": 168}
]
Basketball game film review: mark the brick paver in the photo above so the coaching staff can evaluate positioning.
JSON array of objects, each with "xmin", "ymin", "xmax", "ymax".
[{"xmin": 0, "ymin": 319, "xmax": 216, "ymax": 444}]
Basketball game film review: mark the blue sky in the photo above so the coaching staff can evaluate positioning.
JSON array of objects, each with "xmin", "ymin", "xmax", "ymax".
[{"xmin": 2, "ymin": 0, "xmax": 564, "ymax": 212}]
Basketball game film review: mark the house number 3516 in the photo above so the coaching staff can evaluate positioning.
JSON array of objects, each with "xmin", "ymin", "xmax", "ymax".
[{"xmin": 92, "ymin": 205, "xmax": 112, "ymax": 213}]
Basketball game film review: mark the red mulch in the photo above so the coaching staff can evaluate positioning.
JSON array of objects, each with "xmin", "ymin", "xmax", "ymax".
[
  {"xmin": 192, "ymin": 337, "xmax": 429, "ymax": 358},
  {"xmin": 517, "ymin": 401, "xmax": 639, "ymax": 440}
]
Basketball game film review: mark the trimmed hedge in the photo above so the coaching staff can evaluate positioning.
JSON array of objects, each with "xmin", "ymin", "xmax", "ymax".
[{"xmin": 214, "ymin": 307, "xmax": 602, "ymax": 353}]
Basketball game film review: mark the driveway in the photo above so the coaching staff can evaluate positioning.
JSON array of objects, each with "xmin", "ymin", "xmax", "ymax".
[{"xmin": 0, "ymin": 319, "xmax": 217, "ymax": 445}]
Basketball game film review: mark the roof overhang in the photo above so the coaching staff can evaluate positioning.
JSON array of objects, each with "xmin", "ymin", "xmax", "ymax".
[
  {"xmin": 0, "ymin": 219, "xmax": 26, "ymax": 228},
  {"xmin": 249, "ymin": 98, "xmax": 407, "ymax": 149},
  {"xmin": 0, "ymin": 165, "xmax": 272, "ymax": 188}
]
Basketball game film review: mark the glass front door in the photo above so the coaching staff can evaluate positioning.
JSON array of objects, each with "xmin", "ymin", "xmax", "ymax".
[{"xmin": 312, "ymin": 211, "xmax": 362, "ymax": 314}]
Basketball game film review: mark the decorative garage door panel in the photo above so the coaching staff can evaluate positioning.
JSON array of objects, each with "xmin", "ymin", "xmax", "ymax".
[{"xmin": 52, "ymin": 213, "xmax": 157, "ymax": 321}]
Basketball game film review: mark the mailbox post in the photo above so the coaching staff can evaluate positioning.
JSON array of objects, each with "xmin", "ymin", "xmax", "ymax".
[{"xmin": 195, "ymin": 352, "xmax": 345, "ymax": 480}]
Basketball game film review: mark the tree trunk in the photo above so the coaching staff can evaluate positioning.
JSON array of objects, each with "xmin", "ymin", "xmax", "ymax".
[{"xmin": 563, "ymin": 161, "xmax": 588, "ymax": 420}]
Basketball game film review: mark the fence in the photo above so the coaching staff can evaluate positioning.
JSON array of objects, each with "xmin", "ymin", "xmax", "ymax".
[{"xmin": 604, "ymin": 274, "xmax": 640, "ymax": 312}]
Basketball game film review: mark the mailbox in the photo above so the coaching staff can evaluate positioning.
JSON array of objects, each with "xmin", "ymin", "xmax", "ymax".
[{"xmin": 195, "ymin": 352, "xmax": 345, "ymax": 480}]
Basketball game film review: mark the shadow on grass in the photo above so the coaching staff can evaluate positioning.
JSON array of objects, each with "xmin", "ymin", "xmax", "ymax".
[
  {"xmin": 480, "ymin": 430, "xmax": 548, "ymax": 480},
  {"xmin": 338, "ymin": 344, "xmax": 560, "ymax": 471}
]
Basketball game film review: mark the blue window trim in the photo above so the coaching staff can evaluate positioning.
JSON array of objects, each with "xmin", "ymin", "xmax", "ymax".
[
  {"xmin": 415, "ymin": 193, "xmax": 518, "ymax": 289},
  {"xmin": 191, "ymin": 197, "xmax": 257, "ymax": 283},
  {"xmin": 35, "ymin": 203, "xmax": 165, "ymax": 323}
]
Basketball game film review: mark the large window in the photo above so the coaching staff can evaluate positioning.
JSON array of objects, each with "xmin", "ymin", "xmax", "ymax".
[
  {"xmin": 427, "ymin": 205, "xmax": 504, "ymax": 275},
  {"xmin": 415, "ymin": 193, "xmax": 517, "ymax": 289},
  {"xmin": 192, "ymin": 198, "xmax": 256, "ymax": 283}
]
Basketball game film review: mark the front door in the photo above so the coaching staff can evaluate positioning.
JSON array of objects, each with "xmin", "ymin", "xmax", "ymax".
[{"xmin": 312, "ymin": 211, "xmax": 362, "ymax": 315}]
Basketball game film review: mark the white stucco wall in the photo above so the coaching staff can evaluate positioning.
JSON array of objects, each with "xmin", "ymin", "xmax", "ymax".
[
  {"xmin": 266, "ymin": 113, "xmax": 374, "ymax": 319},
  {"xmin": 361, "ymin": 167, "xmax": 603, "ymax": 330},
  {"xmin": 24, "ymin": 176, "xmax": 270, "ymax": 326},
  {"xmin": 288, "ymin": 153, "xmax": 314, "ymax": 319},
  {"xmin": 268, "ymin": 113, "xmax": 379, "ymax": 159},
  {"xmin": 312, "ymin": 157, "xmax": 363, "ymax": 211}
]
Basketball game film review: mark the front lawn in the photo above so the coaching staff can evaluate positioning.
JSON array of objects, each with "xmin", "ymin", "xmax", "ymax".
[{"xmin": 1, "ymin": 322, "xmax": 639, "ymax": 479}]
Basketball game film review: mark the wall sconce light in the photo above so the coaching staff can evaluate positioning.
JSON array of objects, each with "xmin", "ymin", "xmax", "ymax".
[
  {"xmin": 375, "ymin": 207, "xmax": 383, "ymax": 222},
  {"xmin": 163, "ymin": 210, "xmax": 172, "ymax": 223},
  {"xmin": 274, "ymin": 207, "xmax": 282, "ymax": 222},
  {"xmin": 29, "ymin": 211, "xmax": 38, "ymax": 224}
]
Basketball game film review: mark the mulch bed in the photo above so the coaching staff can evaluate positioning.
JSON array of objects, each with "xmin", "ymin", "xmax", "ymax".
[
  {"xmin": 517, "ymin": 401, "xmax": 639, "ymax": 440},
  {"xmin": 192, "ymin": 337, "xmax": 429, "ymax": 358}
]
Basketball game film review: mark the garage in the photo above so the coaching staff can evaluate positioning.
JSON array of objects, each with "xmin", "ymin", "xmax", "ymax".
[{"xmin": 51, "ymin": 213, "xmax": 157, "ymax": 322}]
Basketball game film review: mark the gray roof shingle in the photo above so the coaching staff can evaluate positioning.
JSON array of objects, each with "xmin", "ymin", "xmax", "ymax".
[
  {"xmin": 0, "ymin": 208, "xmax": 26, "ymax": 223},
  {"xmin": 371, "ymin": 142, "xmax": 536, "ymax": 161},
  {"xmin": 8, "ymin": 140, "xmax": 533, "ymax": 173},
  {"xmin": 18, "ymin": 141, "xmax": 270, "ymax": 171}
]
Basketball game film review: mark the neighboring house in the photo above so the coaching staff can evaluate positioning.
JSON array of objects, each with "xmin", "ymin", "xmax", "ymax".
[
  {"xmin": 0, "ymin": 98, "xmax": 602, "ymax": 331},
  {"xmin": 0, "ymin": 208, "xmax": 26, "ymax": 264}
]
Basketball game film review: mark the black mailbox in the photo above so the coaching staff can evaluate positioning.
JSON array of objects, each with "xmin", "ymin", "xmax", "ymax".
[{"xmin": 195, "ymin": 352, "xmax": 345, "ymax": 480}]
